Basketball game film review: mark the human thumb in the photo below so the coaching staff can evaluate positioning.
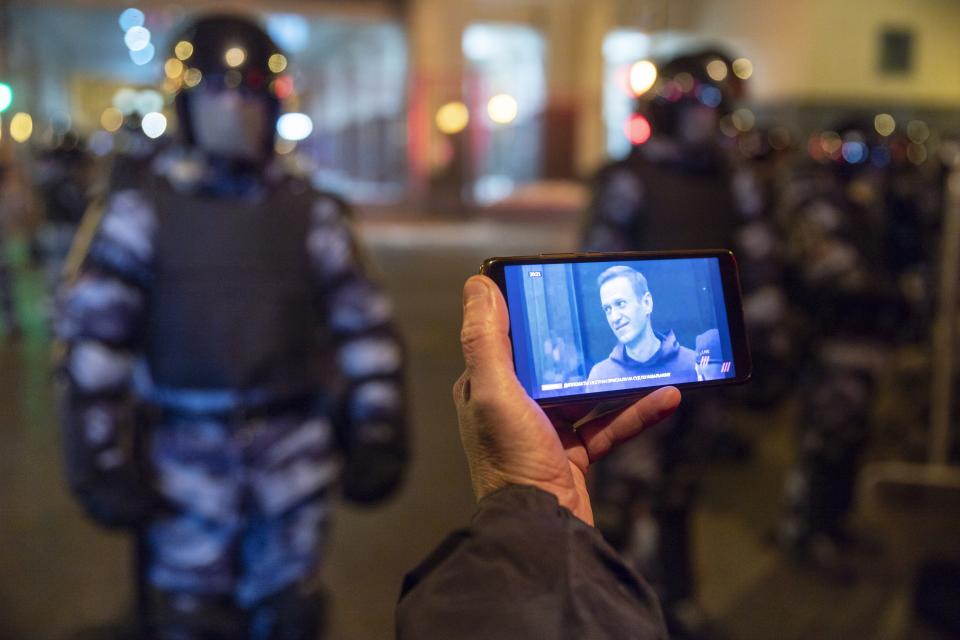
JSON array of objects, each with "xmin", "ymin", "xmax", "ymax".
[{"xmin": 460, "ymin": 275, "xmax": 515, "ymax": 387}]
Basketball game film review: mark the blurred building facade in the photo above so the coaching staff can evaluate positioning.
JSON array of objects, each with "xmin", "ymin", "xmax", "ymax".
[{"xmin": 0, "ymin": 0, "xmax": 958, "ymax": 207}]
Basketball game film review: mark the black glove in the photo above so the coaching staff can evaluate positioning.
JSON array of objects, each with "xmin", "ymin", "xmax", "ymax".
[
  {"xmin": 340, "ymin": 444, "xmax": 406, "ymax": 505},
  {"xmin": 70, "ymin": 466, "xmax": 161, "ymax": 529}
]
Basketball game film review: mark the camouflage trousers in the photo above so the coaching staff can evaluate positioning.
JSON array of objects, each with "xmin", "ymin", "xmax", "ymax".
[
  {"xmin": 779, "ymin": 342, "xmax": 883, "ymax": 548},
  {"xmin": 591, "ymin": 395, "xmax": 727, "ymax": 608},
  {"xmin": 145, "ymin": 407, "xmax": 338, "ymax": 609}
]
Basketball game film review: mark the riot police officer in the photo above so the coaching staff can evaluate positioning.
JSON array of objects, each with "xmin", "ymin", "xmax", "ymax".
[
  {"xmin": 729, "ymin": 125, "xmax": 796, "ymax": 409},
  {"xmin": 775, "ymin": 120, "xmax": 913, "ymax": 576},
  {"xmin": 34, "ymin": 133, "xmax": 94, "ymax": 295},
  {"xmin": 56, "ymin": 14, "xmax": 407, "ymax": 639},
  {"xmin": 583, "ymin": 49, "xmax": 748, "ymax": 638}
]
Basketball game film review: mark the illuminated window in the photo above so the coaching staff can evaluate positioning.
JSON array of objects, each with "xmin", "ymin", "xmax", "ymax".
[
  {"xmin": 463, "ymin": 23, "xmax": 547, "ymax": 204},
  {"xmin": 602, "ymin": 30, "xmax": 652, "ymax": 159}
]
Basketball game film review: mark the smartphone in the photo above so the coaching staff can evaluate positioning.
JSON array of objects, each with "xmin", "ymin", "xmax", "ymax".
[{"xmin": 481, "ymin": 250, "xmax": 751, "ymax": 407}]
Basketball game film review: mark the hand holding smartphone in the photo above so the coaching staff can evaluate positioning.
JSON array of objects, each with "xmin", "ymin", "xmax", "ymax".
[{"xmin": 480, "ymin": 250, "xmax": 751, "ymax": 407}]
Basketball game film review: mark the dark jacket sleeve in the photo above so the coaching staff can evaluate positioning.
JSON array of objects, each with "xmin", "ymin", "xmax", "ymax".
[
  {"xmin": 582, "ymin": 161, "xmax": 649, "ymax": 252},
  {"xmin": 396, "ymin": 484, "xmax": 668, "ymax": 640}
]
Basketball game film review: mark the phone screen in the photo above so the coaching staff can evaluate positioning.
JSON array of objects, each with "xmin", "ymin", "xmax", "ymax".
[{"xmin": 502, "ymin": 256, "xmax": 740, "ymax": 402}]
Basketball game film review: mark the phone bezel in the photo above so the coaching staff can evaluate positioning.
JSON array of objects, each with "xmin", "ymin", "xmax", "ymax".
[{"xmin": 480, "ymin": 250, "xmax": 753, "ymax": 407}]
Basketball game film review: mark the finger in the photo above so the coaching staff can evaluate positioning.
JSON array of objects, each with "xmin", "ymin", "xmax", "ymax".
[
  {"xmin": 544, "ymin": 400, "xmax": 596, "ymax": 429},
  {"xmin": 577, "ymin": 386, "xmax": 681, "ymax": 462},
  {"xmin": 459, "ymin": 275, "xmax": 516, "ymax": 390}
]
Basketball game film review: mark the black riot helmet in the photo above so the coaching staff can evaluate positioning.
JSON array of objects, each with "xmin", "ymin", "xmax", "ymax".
[
  {"xmin": 638, "ymin": 49, "xmax": 741, "ymax": 140},
  {"xmin": 168, "ymin": 14, "xmax": 291, "ymax": 156}
]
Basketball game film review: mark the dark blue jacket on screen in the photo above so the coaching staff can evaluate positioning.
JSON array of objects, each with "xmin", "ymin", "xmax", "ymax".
[{"xmin": 587, "ymin": 330, "xmax": 699, "ymax": 389}]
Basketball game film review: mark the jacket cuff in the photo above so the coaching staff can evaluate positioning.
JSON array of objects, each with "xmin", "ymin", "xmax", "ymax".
[{"xmin": 473, "ymin": 483, "xmax": 574, "ymax": 522}]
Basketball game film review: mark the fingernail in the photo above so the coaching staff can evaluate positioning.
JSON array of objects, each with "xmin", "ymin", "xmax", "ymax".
[
  {"xmin": 463, "ymin": 277, "xmax": 488, "ymax": 306},
  {"xmin": 658, "ymin": 386, "xmax": 681, "ymax": 408}
]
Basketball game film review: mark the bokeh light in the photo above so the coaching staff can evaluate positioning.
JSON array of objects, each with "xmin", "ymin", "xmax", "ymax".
[
  {"xmin": 487, "ymin": 94, "xmax": 519, "ymax": 125},
  {"xmin": 732, "ymin": 58, "xmax": 753, "ymax": 79},
  {"xmin": 819, "ymin": 131, "xmax": 842, "ymax": 157},
  {"xmin": 275, "ymin": 138, "xmax": 297, "ymax": 155},
  {"xmin": 732, "ymin": 108, "xmax": 755, "ymax": 132},
  {"xmin": 939, "ymin": 141, "xmax": 960, "ymax": 167},
  {"xmin": 706, "ymin": 59, "xmax": 728, "ymax": 81},
  {"xmin": 118, "ymin": 8, "xmax": 145, "ymax": 32},
  {"xmin": 135, "ymin": 90, "xmax": 164, "ymax": 115},
  {"xmin": 100, "ymin": 106, "xmax": 124, "ymax": 132},
  {"xmin": 225, "ymin": 47, "xmax": 246, "ymax": 68},
  {"xmin": 629, "ymin": 60, "xmax": 658, "ymax": 96},
  {"xmin": 907, "ymin": 120, "xmax": 930, "ymax": 144},
  {"xmin": 113, "ymin": 88, "xmax": 137, "ymax": 114},
  {"xmin": 719, "ymin": 115, "xmax": 738, "ymax": 138},
  {"xmin": 624, "ymin": 113, "xmax": 652, "ymax": 145},
  {"xmin": 268, "ymin": 53, "xmax": 288, "ymax": 73},
  {"xmin": 767, "ymin": 126, "xmax": 792, "ymax": 150},
  {"xmin": 272, "ymin": 75, "xmax": 295, "ymax": 100},
  {"xmin": 9, "ymin": 112, "xmax": 32, "ymax": 143},
  {"xmin": 141, "ymin": 112, "xmax": 167, "ymax": 139},
  {"xmin": 908, "ymin": 143, "xmax": 928, "ymax": 165},
  {"xmin": 699, "ymin": 85, "xmax": 722, "ymax": 108},
  {"xmin": 130, "ymin": 43, "xmax": 156, "ymax": 66},
  {"xmin": 165, "ymin": 58, "xmax": 184, "ymax": 79},
  {"xmin": 277, "ymin": 112, "xmax": 314, "ymax": 141},
  {"xmin": 0, "ymin": 83, "xmax": 12, "ymax": 113},
  {"xmin": 874, "ymin": 113, "xmax": 896, "ymax": 136},
  {"xmin": 266, "ymin": 14, "xmax": 310, "ymax": 54},
  {"xmin": 124, "ymin": 25, "xmax": 151, "ymax": 52},
  {"xmin": 183, "ymin": 68, "xmax": 202, "ymax": 88},
  {"xmin": 657, "ymin": 79, "xmax": 683, "ymax": 102},
  {"xmin": 162, "ymin": 77, "xmax": 182, "ymax": 94},
  {"xmin": 841, "ymin": 141, "xmax": 867, "ymax": 163},
  {"xmin": 174, "ymin": 40, "xmax": 194, "ymax": 61},
  {"xmin": 435, "ymin": 101, "xmax": 469, "ymax": 135},
  {"xmin": 674, "ymin": 72, "xmax": 694, "ymax": 93}
]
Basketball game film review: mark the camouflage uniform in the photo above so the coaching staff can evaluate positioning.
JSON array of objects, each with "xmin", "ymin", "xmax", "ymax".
[
  {"xmin": 582, "ymin": 52, "xmax": 769, "ymax": 637},
  {"xmin": 584, "ymin": 146, "xmax": 745, "ymax": 636},
  {"xmin": 775, "ymin": 155, "xmax": 911, "ymax": 562},
  {"xmin": 56, "ymin": 147, "xmax": 407, "ymax": 639},
  {"xmin": 729, "ymin": 129, "xmax": 795, "ymax": 409},
  {"xmin": 35, "ymin": 139, "xmax": 93, "ymax": 294}
]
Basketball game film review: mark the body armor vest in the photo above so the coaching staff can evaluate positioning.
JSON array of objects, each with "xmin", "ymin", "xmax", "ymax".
[
  {"xmin": 144, "ymin": 174, "xmax": 324, "ymax": 397},
  {"xmin": 625, "ymin": 153, "xmax": 739, "ymax": 251}
]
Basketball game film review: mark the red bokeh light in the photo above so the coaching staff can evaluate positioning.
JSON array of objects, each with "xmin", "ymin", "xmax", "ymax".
[
  {"xmin": 272, "ymin": 75, "xmax": 295, "ymax": 100},
  {"xmin": 614, "ymin": 65, "xmax": 634, "ymax": 98},
  {"xmin": 624, "ymin": 113, "xmax": 652, "ymax": 145}
]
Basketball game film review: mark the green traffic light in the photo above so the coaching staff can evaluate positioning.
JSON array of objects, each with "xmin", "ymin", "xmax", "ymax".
[{"xmin": 0, "ymin": 83, "xmax": 12, "ymax": 112}]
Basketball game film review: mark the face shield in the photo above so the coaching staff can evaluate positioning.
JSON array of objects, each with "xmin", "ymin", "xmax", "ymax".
[{"xmin": 187, "ymin": 82, "xmax": 272, "ymax": 162}]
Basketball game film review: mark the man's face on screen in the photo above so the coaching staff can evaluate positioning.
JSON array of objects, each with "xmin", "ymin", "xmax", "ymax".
[{"xmin": 600, "ymin": 276, "xmax": 652, "ymax": 346}]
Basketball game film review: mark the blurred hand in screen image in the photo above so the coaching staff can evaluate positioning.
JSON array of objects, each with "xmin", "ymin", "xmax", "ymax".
[{"xmin": 453, "ymin": 275, "xmax": 681, "ymax": 526}]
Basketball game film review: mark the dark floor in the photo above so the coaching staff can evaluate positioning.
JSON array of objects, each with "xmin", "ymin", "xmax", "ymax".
[{"xmin": 0, "ymin": 216, "xmax": 957, "ymax": 640}]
